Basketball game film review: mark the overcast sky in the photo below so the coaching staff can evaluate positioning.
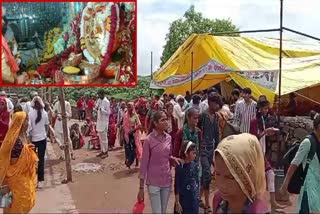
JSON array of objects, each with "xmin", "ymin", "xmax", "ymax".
[{"xmin": 137, "ymin": 0, "xmax": 320, "ymax": 76}]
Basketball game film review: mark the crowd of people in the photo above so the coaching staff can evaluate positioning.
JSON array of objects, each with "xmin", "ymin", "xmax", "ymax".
[{"xmin": 0, "ymin": 86, "xmax": 319, "ymax": 214}]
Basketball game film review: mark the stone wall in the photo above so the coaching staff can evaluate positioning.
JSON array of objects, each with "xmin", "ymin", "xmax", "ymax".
[
  {"xmin": 267, "ymin": 116, "xmax": 313, "ymax": 166},
  {"xmin": 280, "ymin": 116, "xmax": 313, "ymax": 144}
]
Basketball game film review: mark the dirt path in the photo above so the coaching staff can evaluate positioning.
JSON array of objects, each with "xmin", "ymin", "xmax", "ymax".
[
  {"xmin": 32, "ymin": 140, "xmax": 77, "ymax": 213},
  {"xmin": 48, "ymin": 119, "xmax": 168, "ymax": 213},
  {"xmin": 50, "ymin": 140, "xmax": 175, "ymax": 213}
]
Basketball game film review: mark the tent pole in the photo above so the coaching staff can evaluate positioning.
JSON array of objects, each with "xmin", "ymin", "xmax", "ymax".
[
  {"xmin": 278, "ymin": 0, "xmax": 284, "ymax": 123},
  {"xmin": 283, "ymin": 27, "xmax": 320, "ymax": 41},
  {"xmin": 191, "ymin": 51, "xmax": 194, "ymax": 94},
  {"xmin": 209, "ymin": 28, "xmax": 280, "ymax": 36}
]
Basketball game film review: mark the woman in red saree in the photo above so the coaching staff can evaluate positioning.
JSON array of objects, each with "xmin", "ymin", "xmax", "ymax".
[
  {"xmin": 165, "ymin": 102, "xmax": 178, "ymax": 147},
  {"xmin": 0, "ymin": 96, "xmax": 10, "ymax": 145},
  {"xmin": 88, "ymin": 118, "xmax": 100, "ymax": 150},
  {"xmin": 123, "ymin": 102, "xmax": 142, "ymax": 168},
  {"xmin": 108, "ymin": 99, "xmax": 118, "ymax": 149},
  {"xmin": 86, "ymin": 96, "xmax": 95, "ymax": 120},
  {"xmin": 136, "ymin": 98, "xmax": 148, "ymax": 133}
]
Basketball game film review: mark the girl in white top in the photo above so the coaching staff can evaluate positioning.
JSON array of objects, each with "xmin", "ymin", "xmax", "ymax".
[{"xmin": 28, "ymin": 96, "xmax": 49, "ymax": 188}]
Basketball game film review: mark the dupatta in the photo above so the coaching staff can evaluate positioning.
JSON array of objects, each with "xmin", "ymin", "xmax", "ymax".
[{"xmin": 0, "ymin": 112, "xmax": 27, "ymax": 185}]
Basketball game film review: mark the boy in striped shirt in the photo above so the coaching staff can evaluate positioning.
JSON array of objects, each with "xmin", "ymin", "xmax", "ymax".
[{"xmin": 234, "ymin": 87, "xmax": 257, "ymax": 133}]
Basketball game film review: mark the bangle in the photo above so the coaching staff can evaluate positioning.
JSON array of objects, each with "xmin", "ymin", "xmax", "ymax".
[{"xmin": 139, "ymin": 186, "xmax": 144, "ymax": 190}]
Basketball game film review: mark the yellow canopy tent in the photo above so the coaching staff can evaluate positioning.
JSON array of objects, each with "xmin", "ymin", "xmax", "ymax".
[{"xmin": 151, "ymin": 34, "xmax": 320, "ymax": 103}]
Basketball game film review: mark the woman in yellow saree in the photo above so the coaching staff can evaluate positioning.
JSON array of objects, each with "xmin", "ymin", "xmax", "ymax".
[{"xmin": 0, "ymin": 111, "xmax": 38, "ymax": 213}]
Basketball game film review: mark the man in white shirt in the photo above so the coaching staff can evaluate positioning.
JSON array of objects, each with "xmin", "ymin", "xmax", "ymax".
[
  {"xmin": 154, "ymin": 95, "xmax": 164, "ymax": 109},
  {"xmin": 19, "ymin": 97, "xmax": 28, "ymax": 113},
  {"xmin": 169, "ymin": 93, "xmax": 177, "ymax": 106},
  {"xmin": 173, "ymin": 95, "xmax": 186, "ymax": 129},
  {"xmin": 53, "ymin": 96, "xmax": 74, "ymax": 160},
  {"xmin": 190, "ymin": 94, "xmax": 201, "ymax": 112},
  {"xmin": 95, "ymin": 90, "xmax": 110, "ymax": 158},
  {"xmin": 199, "ymin": 88, "xmax": 217, "ymax": 114}
]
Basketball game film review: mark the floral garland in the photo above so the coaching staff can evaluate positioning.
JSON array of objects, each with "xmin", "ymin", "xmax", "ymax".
[
  {"xmin": 100, "ymin": 4, "xmax": 118, "ymax": 72},
  {"xmin": 79, "ymin": 3, "xmax": 96, "ymax": 63}
]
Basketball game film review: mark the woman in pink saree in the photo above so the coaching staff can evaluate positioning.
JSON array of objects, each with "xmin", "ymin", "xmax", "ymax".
[{"xmin": 123, "ymin": 102, "xmax": 142, "ymax": 168}]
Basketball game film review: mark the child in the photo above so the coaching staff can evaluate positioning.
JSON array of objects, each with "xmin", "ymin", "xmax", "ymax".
[
  {"xmin": 70, "ymin": 123, "xmax": 84, "ymax": 150},
  {"xmin": 88, "ymin": 122, "xmax": 100, "ymax": 150},
  {"xmin": 174, "ymin": 141, "xmax": 199, "ymax": 214}
]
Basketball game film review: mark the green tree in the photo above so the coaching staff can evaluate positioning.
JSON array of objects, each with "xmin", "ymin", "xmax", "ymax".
[
  {"xmin": 160, "ymin": 5, "xmax": 239, "ymax": 66},
  {"xmin": 1, "ymin": 76, "xmax": 163, "ymax": 105}
]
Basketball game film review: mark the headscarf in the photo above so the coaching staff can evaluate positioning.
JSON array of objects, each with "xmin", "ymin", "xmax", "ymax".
[
  {"xmin": 123, "ymin": 102, "xmax": 136, "ymax": 142},
  {"xmin": 150, "ymin": 100, "xmax": 159, "ymax": 110},
  {"xmin": 176, "ymin": 95, "xmax": 184, "ymax": 101},
  {"xmin": 0, "ymin": 111, "xmax": 27, "ymax": 185},
  {"xmin": 138, "ymin": 98, "xmax": 147, "ymax": 106},
  {"xmin": 215, "ymin": 133, "xmax": 266, "ymax": 202},
  {"xmin": 31, "ymin": 96, "xmax": 45, "ymax": 108},
  {"xmin": 0, "ymin": 96, "xmax": 10, "ymax": 142}
]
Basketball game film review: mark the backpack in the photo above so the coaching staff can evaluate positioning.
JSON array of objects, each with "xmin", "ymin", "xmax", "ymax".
[{"xmin": 282, "ymin": 133, "xmax": 320, "ymax": 194}]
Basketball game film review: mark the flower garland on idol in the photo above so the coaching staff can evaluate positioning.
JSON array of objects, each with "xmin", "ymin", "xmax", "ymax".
[
  {"xmin": 100, "ymin": 4, "xmax": 118, "ymax": 72},
  {"xmin": 79, "ymin": 3, "xmax": 119, "ymax": 73}
]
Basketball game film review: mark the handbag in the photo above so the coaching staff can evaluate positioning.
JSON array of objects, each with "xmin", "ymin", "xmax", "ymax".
[
  {"xmin": 132, "ymin": 200, "xmax": 145, "ymax": 214},
  {"xmin": 0, "ymin": 185, "xmax": 13, "ymax": 208}
]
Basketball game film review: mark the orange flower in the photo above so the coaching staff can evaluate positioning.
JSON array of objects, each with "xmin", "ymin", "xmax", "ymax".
[{"xmin": 104, "ymin": 17, "xmax": 112, "ymax": 32}]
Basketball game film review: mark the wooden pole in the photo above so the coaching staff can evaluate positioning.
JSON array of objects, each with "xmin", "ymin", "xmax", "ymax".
[{"xmin": 59, "ymin": 88, "xmax": 73, "ymax": 182}]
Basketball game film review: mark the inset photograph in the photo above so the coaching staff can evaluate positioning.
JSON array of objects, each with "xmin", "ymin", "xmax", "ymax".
[{"xmin": 1, "ymin": 2, "xmax": 136, "ymax": 86}]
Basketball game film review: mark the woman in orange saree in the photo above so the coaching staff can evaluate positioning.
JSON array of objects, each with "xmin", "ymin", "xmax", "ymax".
[{"xmin": 0, "ymin": 111, "xmax": 38, "ymax": 213}]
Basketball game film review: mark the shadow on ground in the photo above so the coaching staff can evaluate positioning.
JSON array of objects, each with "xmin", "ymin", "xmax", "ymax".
[
  {"xmin": 45, "ymin": 159, "xmax": 64, "ymax": 167},
  {"xmin": 82, "ymin": 157, "xmax": 104, "ymax": 164},
  {"xmin": 113, "ymin": 168, "xmax": 139, "ymax": 179}
]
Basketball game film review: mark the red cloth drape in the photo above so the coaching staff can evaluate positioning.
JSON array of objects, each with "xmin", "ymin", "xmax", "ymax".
[{"xmin": 0, "ymin": 96, "xmax": 10, "ymax": 143}]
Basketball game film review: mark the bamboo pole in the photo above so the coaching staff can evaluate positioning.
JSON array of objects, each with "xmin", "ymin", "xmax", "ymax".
[{"xmin": 59, "ymin": 88, "xmax": 73, "ymax": 182}]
